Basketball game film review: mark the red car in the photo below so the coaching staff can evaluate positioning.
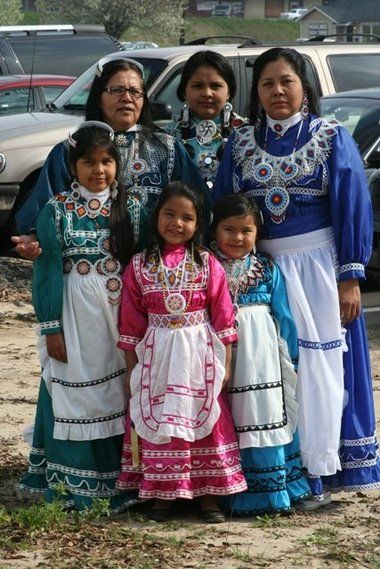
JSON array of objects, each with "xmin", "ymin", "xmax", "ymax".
[{"xmin": 0, "ymin": 74, "xmax": 75, "ymax": 115}]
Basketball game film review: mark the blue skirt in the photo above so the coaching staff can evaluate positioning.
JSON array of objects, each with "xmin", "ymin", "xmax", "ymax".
[
  {"xmin": 19, "ymin": 379, "xmax": 137, "ymax": 511},
  {"xmin": 311, "ymin": 315, "xmax": 380, "ymax": 494},
  {"xmin": 221, "ymin": 431, "xmax": 310, "ymax": 515}
]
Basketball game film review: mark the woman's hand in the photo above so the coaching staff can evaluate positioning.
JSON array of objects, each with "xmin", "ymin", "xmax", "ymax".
[
  {"xmin": 338, "ymin": 279, "xmax": 361, "ymax": 325},
  {"xmin": 11, "ymin": 235, "xmax": 42, "ymax": 260},
  {"xmin": 46, "ymin": 333, "xmax": 68, "ymax": 362}
]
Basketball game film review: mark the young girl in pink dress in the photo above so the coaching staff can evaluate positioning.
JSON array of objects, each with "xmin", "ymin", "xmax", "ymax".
[{"xmin": 116, "ymin": 181, "xmax": 247, "ymax": 522}]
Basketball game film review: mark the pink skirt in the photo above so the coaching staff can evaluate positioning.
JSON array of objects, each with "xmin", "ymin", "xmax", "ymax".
[{"xmin": 116, "ymin": 393, "xmax": 247, "ymax": 500}]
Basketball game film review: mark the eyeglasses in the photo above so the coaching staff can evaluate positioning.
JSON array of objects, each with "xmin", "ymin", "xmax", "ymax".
[{"xmin": 103, "ymin": 85, "xmax": 145, "ymax": 98}]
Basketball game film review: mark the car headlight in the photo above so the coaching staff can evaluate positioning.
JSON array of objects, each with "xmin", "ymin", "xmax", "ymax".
[{"xmin": 0, "ymin": 153, "xmax": 6, "ymax": 173}]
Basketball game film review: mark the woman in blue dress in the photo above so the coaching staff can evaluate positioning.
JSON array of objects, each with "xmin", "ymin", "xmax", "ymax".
[
  {"xmin": 214, "ymin": 47, "xmax": 380, "ymax": 508},
  {"xmin": 166, "ymin": 50, "xmax": 245, "ymax": 193},
  {"xmin": 14, "ymin": 55, "xmax": 209, "ymax": 257}
]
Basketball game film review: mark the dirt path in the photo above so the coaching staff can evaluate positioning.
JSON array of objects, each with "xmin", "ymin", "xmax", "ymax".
[{"xmin": 0, "ymin": 257, "xmax": 379, "ymax": 569}]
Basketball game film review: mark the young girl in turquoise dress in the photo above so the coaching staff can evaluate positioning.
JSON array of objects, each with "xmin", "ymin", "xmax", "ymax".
[
  {"xmin": 116, "ymin": 182, "xmax": 247, "ymax": 523},
  {"xmin": 19, "ymin": 122, "xmax": 149, "ymax": 511},
  {"xmin": 166, "ymin": 51, "xmax": 245, "ymax": 192},
  {"xmin": 211, "ymin": 194, "xmax": 310, "ymax": 515}
]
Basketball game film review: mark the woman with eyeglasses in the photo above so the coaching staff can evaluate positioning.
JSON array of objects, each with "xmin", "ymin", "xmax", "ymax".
[{"xmin": 13, "ymin": 56, "xmax": 209, "ymax": 259}]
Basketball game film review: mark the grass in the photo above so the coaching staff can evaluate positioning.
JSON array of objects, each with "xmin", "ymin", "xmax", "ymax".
[{"xmin": 22, "ymin": 11, "xmax": 300, "ymax": 47}]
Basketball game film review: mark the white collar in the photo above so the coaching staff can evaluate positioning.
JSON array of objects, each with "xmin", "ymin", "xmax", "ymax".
[
  {"xmin": 266, "ymin": 112, "xmax": 302, "ymax": 137},
  {"xmin": 78, "ymin": 184, "xmax": 110, "ymax": 203}
]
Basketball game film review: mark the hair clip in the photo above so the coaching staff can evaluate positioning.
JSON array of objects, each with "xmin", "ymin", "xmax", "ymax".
[
  {"xmin": 68, "ymin": 121, "xmax": 115, "ymax": 147},
  {"xmin": 96, "ymin": 55, "xmax": 145, "ymax": 78},
  {"xmin": 259, "ymin": 210, "xmax": 264, "ymax": 225}
]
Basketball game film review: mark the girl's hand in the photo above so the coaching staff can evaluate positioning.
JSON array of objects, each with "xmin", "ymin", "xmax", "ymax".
[
  {"xmin": 222, "ymin": 370, "xmax": 231, "ymax": 389},
  {"xmin": 46, "ymin": 333, "xmax": 68, "ymax": 362},
  {"xmin": 125, "ymin": 371, "xmax": 132, "ymax": 397},
  {"xmin": 222, "ymin": 344, "xmax": 232, "ymax": 389},
  {"xmin": 338, "ymin": 279, "xmax": 361, "ymax": 325},
  {"xmin": 11, "ymin": 235, "xmax": 42, "ymax": 260}
]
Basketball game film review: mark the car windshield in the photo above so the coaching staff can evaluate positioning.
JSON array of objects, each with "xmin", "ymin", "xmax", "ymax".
[
  {"xmin": 321, "ymin": 96, "xmax": 380, "ymax": 154},
  {"xmin": 52, "ymin": 56, "xmax": 168, "ymax": 113}
]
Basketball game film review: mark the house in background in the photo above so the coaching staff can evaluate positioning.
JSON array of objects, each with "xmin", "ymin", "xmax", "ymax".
[
  {"xmin": 298, "ymin": 0, "xmax": 380, "ymax": 42},
  {"xmin": 188, "ymin": 0, "xmax": 317, "ymax": 19}
]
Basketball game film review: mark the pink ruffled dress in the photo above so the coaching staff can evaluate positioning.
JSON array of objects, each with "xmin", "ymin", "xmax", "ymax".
[{"xmin": 116, "ymin": 244, "xmax": 247, "ymax": 500}]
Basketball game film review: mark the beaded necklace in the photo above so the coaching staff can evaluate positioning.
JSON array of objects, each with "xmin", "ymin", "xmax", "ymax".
[
  {"xmin": 157, "ymin": 245, "xmax": 195, "ymax": 316},
  {"xmin": 253, "ymin": 118, "xmax": 304, "ymax": 224}
]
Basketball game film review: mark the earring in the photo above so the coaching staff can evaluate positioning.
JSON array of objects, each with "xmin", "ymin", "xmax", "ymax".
[
  {"xmin": 71, "ymin": 179, "xmax": 80, "ymax": 191},
  {"xmin": 222, "ymin": 101, "xmax": 233, "ymax": 128},
  {"xmin": 182, "ymin": 102, "xmax": 190, "ymax": 127},
  {"xmin": 301, "ymin": 93, "xmax": 309, "ymax": 120},
  {"xmin": 110, "ymin": 180, "xmax": 118, "ymax": 200},
  {"xmin": 255, "ymin": 103, "xmax": 263, "ymax": 129}
]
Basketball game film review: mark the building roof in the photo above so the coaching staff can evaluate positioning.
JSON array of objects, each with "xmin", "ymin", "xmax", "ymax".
[{"xmin": 301, "ymin": 0, "xmax": 380, "ymax": 23}]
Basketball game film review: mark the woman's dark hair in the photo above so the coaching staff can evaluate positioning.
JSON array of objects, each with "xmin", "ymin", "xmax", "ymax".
[
  {"xmin": 211, "ymin": 194, "xmax": 262, "ymax": 239},
  {"xmin": 176, "ymin": 50, "xmax": 237, "ymax": 141},
  {"xmin": 248, "ymin": 47, "xmax": 320, "ymax": 126},
  {"xmin": 146, "ymin": 181, "xmax": 205, "ymax": 266},
  {"xmin": 68, "ymin": 125, "xmax": 135, "ymax": 265},
  {"xmin": 177, "ymin": 50, "xmax": 236, "ymax": 102},
  {"xmin": 85, "ymin": 59, "xmax": 157, "ymax": 135}
]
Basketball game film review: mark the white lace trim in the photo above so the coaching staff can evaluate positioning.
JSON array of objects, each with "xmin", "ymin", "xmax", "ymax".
[
  {"xmin": 40, "ymin": 320, "xmax": 60, "ymax": 330},
  {"xmin": 339, "ymin": 263, "xmax": 365, "ymax": 274}
]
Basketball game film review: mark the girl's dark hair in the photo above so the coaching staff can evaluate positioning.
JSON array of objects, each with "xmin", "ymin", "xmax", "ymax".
[
  {"xmin": 146, "ymin": 181, "xmax": 205, "ymax": 266},
  {"xmin": 85, "ymin": 59, "xmax": 158, "ymax": 136},
  {"xmin": 176, "ymin": 50, "xmax": 237, "ymax": 141},
  {"xmin": 68, "ymin": 125, "xmax": 135, "ymax": 265},
  {"xmin": 177, "ymin": 50, "xmax": 236, "ymax": 102},
  {"xmin": 248, "ymin": 47, "xmax": 320, "ymax": 126},
  {"xmin": 211, "ymin": 194, "xmax": 262, "ymax": 239}
]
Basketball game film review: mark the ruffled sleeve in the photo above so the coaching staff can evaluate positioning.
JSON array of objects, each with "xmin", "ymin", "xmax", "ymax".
[
  {"xmin": 328, "ymin": 126, "xmax": 373, "ymax": 281},
  {"xmin": 206, "ymin": 253, "xmax": 238, "ymax": 345},
  {"xmin": 269, "ymin": 261, "xmax": 298, "ymax": 365},
  {"xmin": 16, "ymin": 142, "xmax": 70, "ymax": 234},
  {"xmin": 32, "ymin": 202, "xmax": 63, "ymax": 335},
  {"xmin": 117, "ymin": 254, "xmax": 148, "ymax": 351}
]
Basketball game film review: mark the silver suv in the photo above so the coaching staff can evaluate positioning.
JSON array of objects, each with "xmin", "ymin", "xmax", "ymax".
[{"xmin": 1, "ymin": 39, "xmax": 380, "ymax": 245}]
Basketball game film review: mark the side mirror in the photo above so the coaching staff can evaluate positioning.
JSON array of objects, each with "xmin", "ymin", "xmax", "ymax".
[{"xmin": 150, "ymin": 100, "xmax": 173, "ymax": 121}]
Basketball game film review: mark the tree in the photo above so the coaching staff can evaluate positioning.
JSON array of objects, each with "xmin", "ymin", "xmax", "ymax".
[
  {"xmin": 0, "ymin": 0, "xmax": 23, "ymax": 25},
  {"xmin": 36, "ymin": 0, "xmax": 186, "ymax": 41}
]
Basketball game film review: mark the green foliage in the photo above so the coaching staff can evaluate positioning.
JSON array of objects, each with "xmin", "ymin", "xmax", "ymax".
[
  {"xmin": 0, "ymin": 0, "xmax": 23, "ymax": 25},
  {"xmin": 36, "ymin": 0, "xmax": 186, "ymax": 40},
  {"xmin": 12, "ymin": 501, "xmax": 68, "ymax": 530}
]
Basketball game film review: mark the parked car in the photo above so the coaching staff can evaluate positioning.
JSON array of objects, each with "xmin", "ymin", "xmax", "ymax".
[
  {"xmin": 121, "ymin": 41, "xmax": 159, "ymax": 50},
  {"xmin": 0, "ymin": 75, "xmax": 74, "ymax": 116},
  {"xmin": 2, "ymin": 39, "xmax": 380, "ymax": 249},
  {"xmin": 211, "ymin": 4, "xmax": 232, "ymax": 17},
  {"xmin": 280, "ymin": 8, "xmax": 308, "ymax": 20},
  {"xmin": 0, "ymin": 24, "xmax": 122, "ymax": 77},
  {"xmin": 321, "ymin": 87, "xmax": 380, "ymax": 279}
]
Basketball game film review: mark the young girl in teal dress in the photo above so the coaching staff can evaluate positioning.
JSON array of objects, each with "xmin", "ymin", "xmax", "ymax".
[
  {"xmin": 166, "ymin": 51, "xmax": 245, "ymax": 192},
  {"xmin": 212, "ymin": 194, "xmax": 310, "ymax": 515},
  {"xmin": 19, "ymin": 122, "xmax": 149, "ymax": 511}
]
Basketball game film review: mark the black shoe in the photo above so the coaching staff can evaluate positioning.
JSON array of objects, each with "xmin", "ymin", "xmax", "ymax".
[
  {"xmin": 148, "ymin": 508, "xmax": 171, "ymax": 522},
  {"xmin": 202, "ymin": 509, "xmax": 226, "ymax": 524}
]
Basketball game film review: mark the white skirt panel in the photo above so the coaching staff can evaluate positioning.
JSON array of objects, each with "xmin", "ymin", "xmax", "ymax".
[
  {"xmin": 130, "ymin": 320, "xmax": 226, "ymax": 445},
  {"xmin": 230, "ymin": 305, "xmax": 298, "ymax": 449},
  {"xmin": 39, "ymin": 273, "xmax": 127, "ymax": 441},
  {"xmin": 259, "ymin": 227, "xmax": 344, "ymax": 475}
]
